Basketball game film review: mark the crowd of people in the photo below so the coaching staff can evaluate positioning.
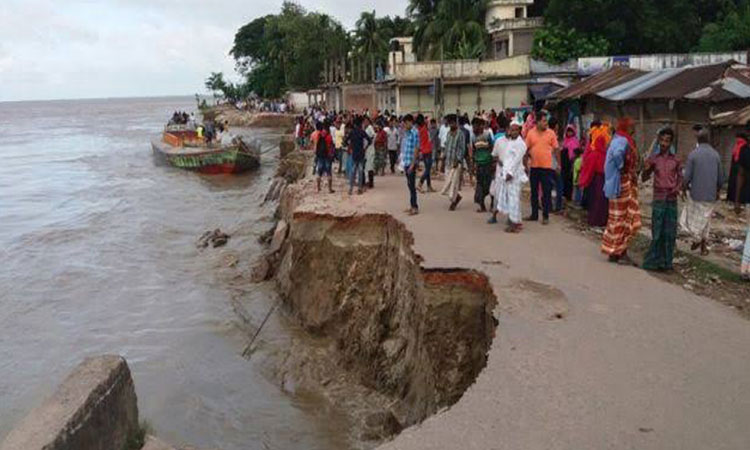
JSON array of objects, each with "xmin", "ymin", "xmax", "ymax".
[
  {"xmin": 165, "ymin": 111, "xmax": 233, "ymax": 146},
  {"xmin": 168, "ymin": 111, "xmax": 194, "ymax": 126},
  {"xmin": 293, "ymin": 105, "xmax": 750, "ymax": 281}
]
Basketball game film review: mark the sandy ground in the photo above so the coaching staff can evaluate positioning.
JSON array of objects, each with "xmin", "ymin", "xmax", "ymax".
[{"xmin": 317, "ymin": 172, "xmax": 750, "ymax": 450}]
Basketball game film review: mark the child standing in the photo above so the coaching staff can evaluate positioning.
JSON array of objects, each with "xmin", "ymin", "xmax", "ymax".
[{"xmin": 572, "ymin": 147, "xmax": 584, "ymax": 205}]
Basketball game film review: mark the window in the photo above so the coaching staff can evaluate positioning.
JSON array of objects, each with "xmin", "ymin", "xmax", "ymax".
[
  {"xmin": 495, "ymin": 39, "xmax": 509, "ymax": 59},
  {"xmin": 515, "ymin": 7, "xmax": 524, "ymax": 18}
]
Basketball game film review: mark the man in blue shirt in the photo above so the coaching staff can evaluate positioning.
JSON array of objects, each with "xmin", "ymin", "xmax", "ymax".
[
  {"xmin": 345, "ymin": 117, "xmax": 372, "ymax": 195},
  {"xmin": 401, "ymin": 114, "xmax": 420, "ymax": 215}
]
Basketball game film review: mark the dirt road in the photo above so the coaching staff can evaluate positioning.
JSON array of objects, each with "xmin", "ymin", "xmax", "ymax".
[{"xmin": 340, "ymin": 174, "xmax": 750, "ymax": 450}]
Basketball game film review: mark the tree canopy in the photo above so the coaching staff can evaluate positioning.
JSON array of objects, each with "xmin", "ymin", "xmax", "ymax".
[
  {"xmin": 228, "ymin": 2, "xmax": 349, "ymax": 98},
  {"xmin": 534, "ymin": 0, "xmax": 749, "ymax": 62},
  {"xmin": 211, "ymin": 0, "xmax": 750, "ymax": 97},
  {"xmin": 698, "ymin": 2, "xmax": 750, "ymax": 51},
  {"xmin": 408, "ymin": 0, "xmax": 488, "ymax": 60}
]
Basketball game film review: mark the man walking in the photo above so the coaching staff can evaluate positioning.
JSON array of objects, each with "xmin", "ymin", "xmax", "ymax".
[
  {"xmin": 386, "ymin": 117, "xmax": 400, "ymax": 174},
  {"xmin": 417, "ymin": 115, "xmax": 434, "ymax": 192},
  {"xmin": 680, "ymin": 127, "xmax": 725, "ymax": 255},
  {"xmin": 438, "ymin": 117, "xmax": 450, "ymax": 174},
  {"xmin": 429, "ymin": 118, "xmax": 440, "ymax": 176},
  {"xmin": 345, "ymin": 117, "xmax": 371, "ymax": 195},
  {"xmin": 440, "ymin": 114, "xmax": 466, "ymax": 211},
  {"xmin": 491, "ymin": 120, "xmax": 527, "ymax": 232},
  {"xmin": 472, "ymin": 117, "xmax": 494, "ymax": 212},
  {"xmin": 401, "ymin": 114, "xmax": 420, "ymax": 215},
  {"xmin": 524, "ymin": 112, "xmax": 559, "ymax": 224},
  {"xmin": 642, "ymin": 128, "xmax": 681, "ymax": 271}
]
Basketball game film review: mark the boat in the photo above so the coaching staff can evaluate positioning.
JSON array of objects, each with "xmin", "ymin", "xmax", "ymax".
[{"xmin": 151, "ymin": 125, "xmax": 260, "ymax": 174}]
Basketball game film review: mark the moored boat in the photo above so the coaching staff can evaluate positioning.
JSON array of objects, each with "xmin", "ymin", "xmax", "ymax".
[{"xmin": 151, "ymin": 125, "xmax": 260, "ymax": 174}]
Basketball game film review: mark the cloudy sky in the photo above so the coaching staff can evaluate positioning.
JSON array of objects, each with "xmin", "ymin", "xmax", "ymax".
[{"xmin": 0, "ymin": 0, "xmax": 405, "ymax": 102}]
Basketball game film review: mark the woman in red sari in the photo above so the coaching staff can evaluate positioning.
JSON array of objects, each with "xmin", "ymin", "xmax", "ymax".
[
  {"xmin": 579, "ymin": 121, "xmax": 611, "ymax": 227},
  {"xmin": 601, "ymin": 117, "xmax": 642, "ymax": 264}
]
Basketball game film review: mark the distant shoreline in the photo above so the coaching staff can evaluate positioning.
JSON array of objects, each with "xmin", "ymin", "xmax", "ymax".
[{"xmin": 0, "ymin": 94, "xmax": 209, "ymax": 105}]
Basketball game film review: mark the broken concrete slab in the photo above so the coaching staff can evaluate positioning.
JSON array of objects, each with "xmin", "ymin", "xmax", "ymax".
[{"xmin": 0, "ymin": 355, "xmax": 138, "ymax": 450}]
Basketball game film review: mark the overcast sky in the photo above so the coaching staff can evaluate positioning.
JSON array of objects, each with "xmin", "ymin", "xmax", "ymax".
[{"xmin": 0, "ymin": 0, "xmax": 406, "ymax": 102}]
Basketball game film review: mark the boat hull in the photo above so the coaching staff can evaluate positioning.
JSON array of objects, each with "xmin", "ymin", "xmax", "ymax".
[{"xmin": 151, "ymin": 138, "xmax": 260, "ymax": 174}]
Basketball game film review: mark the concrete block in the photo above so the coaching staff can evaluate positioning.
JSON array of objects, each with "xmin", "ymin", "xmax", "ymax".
[{"xmin": 1, "ymin": 355, "xmax": 139, "ymax": 450}]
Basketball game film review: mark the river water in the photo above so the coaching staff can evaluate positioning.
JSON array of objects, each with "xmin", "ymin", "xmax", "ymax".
[{"xmin": 0, "ymin": 97, "xmax": 349, "ymax": 449}]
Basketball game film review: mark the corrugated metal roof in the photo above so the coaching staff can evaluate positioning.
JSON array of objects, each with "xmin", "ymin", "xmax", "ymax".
[
  {"xmin": 722, "ymin": 78, "xmax": 750, "ymax": 98},
  {"xmin": 556, "ymin": 61, "xmax": 748, "ymax": 103},
  {"xmin": 598, "ymin": 69, "xmax": 683, "ymax": 101},
  {"xmin": 711, "ymin": 104, "xmax": 750, "ymax": 127},
  {"xmin": 628, "ymin": 61, "xmax": 734, "ymax": 99},
  {"xmin": 550, "ymin": 66, "xmax": 643, "ymax": 100}
]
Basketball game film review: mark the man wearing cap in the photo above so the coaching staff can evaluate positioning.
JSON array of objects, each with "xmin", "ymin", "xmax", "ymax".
[{"xmin": 491, "ymin": 120, "xmax": 528, "ymax": 232}]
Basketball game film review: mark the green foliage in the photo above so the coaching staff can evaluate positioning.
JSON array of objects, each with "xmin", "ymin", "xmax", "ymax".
[
  {"xmin": 228, "ymin": 1, "xmax": 350, "ymax": 98},
  {"xmin": 352, "ymin": 12, "xmax": 414, "ymax": 79},
  {"xmin": 205, "ymin": 72, "xmax": 227, "ymax": 99},
  {"xmin": 204, "ymin": 72, "xmax": 250, "ymax": 103},
  {"xmin": 541, "ymin": 0, "xmax": 746, "ymax": 57},
  {"xmin": 699, "ymin": 3, "xmax": 750, "ymax": 51},
  {"xmin": 408, "ymin": 0, "xmax": 488, "ymax": 60},
  {"xmin": 532, "ymin": 25, "xmax": 610, "ymax": 64}
]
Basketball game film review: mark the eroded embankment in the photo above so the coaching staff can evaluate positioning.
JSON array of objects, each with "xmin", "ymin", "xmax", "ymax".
[
  {"xmin": 205, "ymin": 105, "xmax": 296, "ymax": 129},
  {"xmin": 255, "ymin": 170, "xmax": 497, "ymax": 443}
]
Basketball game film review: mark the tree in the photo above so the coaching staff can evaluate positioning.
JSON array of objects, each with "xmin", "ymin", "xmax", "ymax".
[
  {"xmin": 205, "ymin": 72, "xmax": 227, "ymax": 99},
  {"xmin": 227, "ymin": 1, "xmax": 349, "ymax": 97},
  {"xmin": 355, "ymin": 11, "xmax": 387, "ymax": 80},
  {"xmin": 699, "ymin": 2, "xmax": 750, "ymax": 51},
  {"xmin": 532, "ymin": 25, "xmax": 610, "ymax": 64},
  {"xmin": 407, "ymin": 0, "xmax": 441, "ymax": 59},
  {"xmin": 408, "ymin": 0, "xmax": 488, "ymax": 60},
  {"xmin": 540, "ymin": 0, "xmax": 744, "ymax": 58}
]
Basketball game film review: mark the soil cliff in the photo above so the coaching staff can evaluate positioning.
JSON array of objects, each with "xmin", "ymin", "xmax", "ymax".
[{"xmin": 263, "ymin": 182, "xmax": 498, "ymax": 433}]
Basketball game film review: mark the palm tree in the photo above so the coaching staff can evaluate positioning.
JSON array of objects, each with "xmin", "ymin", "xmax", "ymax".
[
  {"xmin": 407, "ymin": 0, "xmax": 441, "ymax": 59},
  {"xmin": 408, "ymin": 0, "xmax": 488, "ymax": 60},
  {"xmin": 355, "ymin": 11, "xmax": 389, "ymax": 80}
]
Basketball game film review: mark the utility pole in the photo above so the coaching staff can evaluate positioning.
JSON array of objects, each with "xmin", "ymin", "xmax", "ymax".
[{"xmin": 436, "ymin": 42, "xmax": 445, "ymax": 120}]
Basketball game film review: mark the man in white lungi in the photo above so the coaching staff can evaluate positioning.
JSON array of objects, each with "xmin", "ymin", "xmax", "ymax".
[
  {"xmin": 680, "ymin": 128, "xmax": 724, "ymax": 255},
  {"xmin": 489, "ymin": 120, "xmax": 528, "ymax": 232},
  {"xmin": 440, "ymin": 114, "xmax": 467, "ymax": 210}
]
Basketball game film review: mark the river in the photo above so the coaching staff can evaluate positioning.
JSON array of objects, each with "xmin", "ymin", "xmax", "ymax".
[{"xmin": 0, "ymin": 97, "xmax": 349, "ymax": 449}]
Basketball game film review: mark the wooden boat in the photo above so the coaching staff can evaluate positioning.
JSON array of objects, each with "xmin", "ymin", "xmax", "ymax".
[{"xmin": 151, "ymin": 126, "xmax": 260, "ymax": 174}]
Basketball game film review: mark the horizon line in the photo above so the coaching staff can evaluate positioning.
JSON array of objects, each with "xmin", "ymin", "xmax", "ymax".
[{"xmin": 0, "ymin": 93, "xmax": 211, "ymax": 105}]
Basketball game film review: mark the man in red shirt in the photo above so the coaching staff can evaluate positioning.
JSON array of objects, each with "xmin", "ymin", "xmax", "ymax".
[
  {"xmin": 313, "ymin": 121, "xmax": 335, "ymax": 193},
  {"xmin": 524, "ymin": 112, "xmax": 559, "ymax": 224},
  {"xmin": 416, "ymin": 114, "xmax": 434, "ymax": 192},
  {"xmin": 642, "ymin": 128, "xmax": 681, "ymax": 270}
]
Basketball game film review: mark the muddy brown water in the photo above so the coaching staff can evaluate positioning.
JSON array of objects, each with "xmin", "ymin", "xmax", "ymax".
[{"xmin": 0, "ymin": 97, "xmax": 350, "ymax": 449}]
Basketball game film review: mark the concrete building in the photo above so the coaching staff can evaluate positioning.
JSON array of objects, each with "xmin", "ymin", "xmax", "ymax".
[
  {"xmin": 318, "ymin": 2, "xmax": 545, "ymax": 115},
  {"xmin": 485, "ymin": 0, "xmax": 543, "ymax": 60}
]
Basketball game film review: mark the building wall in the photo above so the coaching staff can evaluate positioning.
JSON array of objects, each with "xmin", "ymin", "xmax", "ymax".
[
  {"xmin": 376, "ymin": 86, "xmax": 396, "ymax": 113},
  {"xmin": 479, "ymin": 56, "xmax": 531, "ymax": 78},
  {"xmin": 577, "ymin": 97, "xmax": 738, "ymax": 168},
  {"xmin": 513, "ymin": 30, "xmax": 535, "ymax": 56},
  {"xmin": 287, "ymin": 92, "xmax": 310, "ymax": 111},
  {"xmin": 400, "ymin": 86, "xmax": 421, "ymax": 115},
  {"xmin": 397, "ymin": 83, "xmax": 529, "ymax": 115},
  {"xmin": 342, "ymin": 84, "xmax": 376, "ymax": 112}
]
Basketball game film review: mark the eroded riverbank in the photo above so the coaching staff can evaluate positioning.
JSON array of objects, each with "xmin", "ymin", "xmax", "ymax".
[
  {"xmin": 249, "ymin": 149, "xmax": 498, "ymax": 447},
  {"xmin": 0, "ymin": 97, "xmax": 348, "ymax": 450}
]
